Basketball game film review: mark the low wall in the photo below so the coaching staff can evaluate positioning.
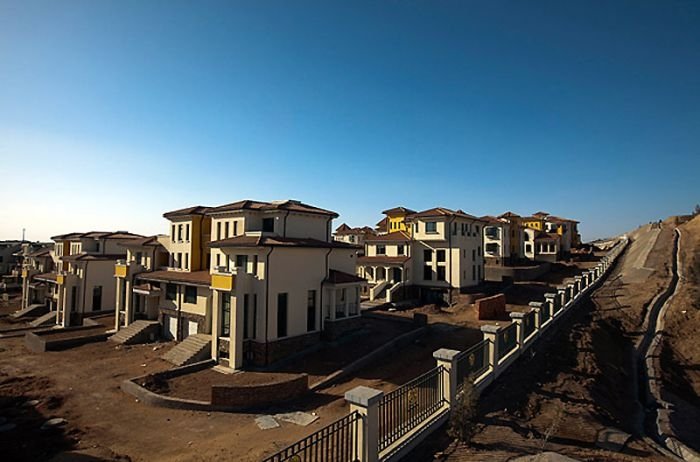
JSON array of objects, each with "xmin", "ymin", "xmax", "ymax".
[
  {"xmin": 322, "ymin": 315, "xmax": 363, "ymax": 341},
  {"xmin": 246, "ymin": 331, "xmax": 322, "ymax": 367},
  {"xmin": 24, "ymin": 325, "xmax": 109, "ymax": 353},
  {"xmin": 484, "ymin": 262, "xmax": 550, "ymax": 282},
  {"xmin": 211, "ymin": 374, "xmax": 308, "ymax": 408},
  {"xmin": 475, "ymin": 294, "xmax": 506, "ymax": 320}
]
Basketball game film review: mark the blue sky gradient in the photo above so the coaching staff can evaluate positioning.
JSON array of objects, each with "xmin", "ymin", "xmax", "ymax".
[{"xmin": 1, "ymin": 1, "xmax": 698, "ymax": 241}]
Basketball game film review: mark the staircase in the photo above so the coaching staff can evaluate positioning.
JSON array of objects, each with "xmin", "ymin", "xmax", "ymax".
[
  {"xmin": 386, "ymin": 282, "xmax": 403, "ymax": 303},
  {"xmin": 29, "ymin": 311, "xmax": 57, "ymax": 327},
  {"xmin": 161, "ymin": 334, "xmax": 212, "ymax": 366},
  {"xmin": 11, "ymin": 304, "xmax": 48, "ymax": 320},
  {"xmin": 369, "ymin": 280, "xmax": 389, "ymax": 301},
  {"xmin": 109, "ymin": 320, "xmax": 161, "ymax": 345}
]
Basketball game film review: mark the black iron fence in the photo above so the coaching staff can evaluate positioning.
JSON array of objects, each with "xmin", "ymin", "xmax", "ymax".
[
  {"xmin": 378, "ymin": 366, "xmax": 446, "ymax": 452},
  {"xmin": 523, "ymin": 310, "xmax": 536, "ymax": 339},
  {"xmin": 540, "ymin": 302, "xmax": 551, "ymax": 324},
  {"xmin": 262, "ymin": 411, "xmax": 361, "ymax": 462},
  {"xmin": 497, "ymin": 323, "xmax": 518, "ymax": 360},
  {"xmin": 455, "ymin": 340, "xmax": 489, "ymax": 392}
]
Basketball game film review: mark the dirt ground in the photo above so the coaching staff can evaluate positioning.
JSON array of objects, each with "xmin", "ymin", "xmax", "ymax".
[{"xmin": 408, "ymin": 222, "xmax": 683, "ymax": 461}]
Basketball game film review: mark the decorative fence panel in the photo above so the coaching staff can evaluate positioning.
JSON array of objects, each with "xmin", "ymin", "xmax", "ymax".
[
  {"xmin": 262, "ymin": 411, "xmax": 361, "ymax": 462},
  {"xmin": 523, "ymin": 311, "xmax": 536, "ymax": 339},
  {"xmin": 497, "ymin": 323, "xmax": 518, "ymax": 359},
  {"xmin": 378, "ymin": 366, "xmax": 446, "ymax": 452},
  {"xmin": 455, "ymin": 340, "xmax": 488, "ymax": 392},
  {"xmin": 540, "ymin": 302, "xmax": 551, "ymax": 324}
]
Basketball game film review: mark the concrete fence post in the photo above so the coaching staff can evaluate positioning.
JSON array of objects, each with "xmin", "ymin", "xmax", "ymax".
[
  {"xmin": 566, "ymin": 283, "xmax": 574, "ymax": 302},
  {"xmin": 480, "ymin": 325, "xmax": 500, "ymax": 374},
  {"xmin": 574, "ymin": 276, "xmax": 583, "ymax": 296},
  {"xmin": 345, "ymin": 386, "xmax": 383, "ymax": 462},
  {"xmin": 433, "ymin": 348, "xmax": 460, "ymax": 406},
  {"xmin": 528, "ymin": 302, "xmax": 542, "ymax": 333},
  {"xmin": 544, "ymin": 293, "xmax": 558, "ymax": 318},
  {"xmin": 557, "ymin": 288, "xmax": 567, "ymax": 310},
  {"xmin": 509, "ymin": 312, "xmax": 526, "ymax": 350}
]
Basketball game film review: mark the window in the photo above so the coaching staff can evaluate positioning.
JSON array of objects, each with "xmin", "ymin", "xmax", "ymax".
[
  {"xmin": 135, "ymin": 252, "xmax": 142, "ymax": 264},
  {"xmin": 185, "ymin": 224, "xmax": 190, "ymax": 242},
  {"xmin": 376, "ymin": 245, "xmax": 386, "ymax": 255},
  {"xmin": 472, "ymin": 265, "xmax": 476, "ymax": 280},
  {"xmin": 252, "ymin": 255, "xmax": 258, "ymax": 276},
  {"xmin": 177, "ymin": 252, "xmax": 182, "ymax": 269},
  {"xmin": 486, "ymin": 243, "xmax": 499, "ymax": 254},
  {"xmin": 236, "ymin": 254, "xmax": 248, "ymax": 268},
  {"xmin": 349, "ymin": 235, "xmax": 355, "ymax": 243},
  {"xmin": 472, "ymin": 249, "xmax": 476, "ymax": 260},
  {"xmin": 436, "ymin": 250, "xmax": 446, "ymax": 262},
  {"xmin": 452, "ymin": 222, "xmax": 457, "ymax": 235},
  {"xmin": 423, "ymin": 265, "xmax": 432, "ymax": 280},
  {"xmin": 277, "ymin": 293, "xmax": 288, "ymax": 338},
  {"xmin": 478, "ymin": 246, "xmax": 482, "ymax": 257},
  {"xmin": 225, "ymin": 221, "xmax": 230, "ymax": 238},
  {"xmin": 243, "ymin": 294, "xmax": 250, "ymax": 339},
  {"xmin": 96, "ymin": 242, "xmax": 100, "ymax": 253},
  {"xmin": 172, "ymin": 225, "xmax": 176, "ymax": 240},
  {"xmin": 216, "ymin": 222, "xmax": 221, "ymax": 240},
  {"xmin": 524, "ymin": 233, "xmax": 530, "ymax": 241},
  {"xmin": 423, "ymin": 249, "xmax": 432, "ymax": 263},
  {"xmin": 184, "ymin": 286, "xmax": 197, "ymax": 304},
  {"xmin": 307, "ymin": 290, "xmax": 317, "ymax": 332},
  {"xmin": 92, "ymin": 286, "xmax": 102, "ymax": 311},
  {"xmin": 221, "ymin": 295, "xmax": 230, "ymax": 337},
  {"xmin": 184, "ymin": 253, "xmax": 190, "ymax": 270},
  {"xmin": 397, "ymin": 245, "xmax": 405, "ymax": 255},
  {"xmin": 425, "ymin": 222, "xmax": 437, "ymax": 233},
  {"xmin": 215, "ymin": 253, "xmax": 221, "ymax": 268},
  {"xmin": 437, "ymin": 266, "xmax": 446, "ymax": 281},
  {"xmin": 263, "ymin": 218, "xmax": 275, "ymax": 233},
  {"xmin": 178, "ymin": 224, "xmax": 183, "ymax": 241},
  {"xmin": 233, "ymin": 221, "xmax": 238, "ymax": 236},
  {"xmin": 166, "ymin": 283, "xmax": 177, "ymax": 301}
]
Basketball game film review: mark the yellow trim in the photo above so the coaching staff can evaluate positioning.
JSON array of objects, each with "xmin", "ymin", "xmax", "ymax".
[
  {"xmin": 211, "ymin": 273, "xmax": 235, "ymax": 291},
  {"xmin": 56, "ymin": 274, "xmax": 64, "ymax": 285},
  {"xmin": 115, "ymin": 264, "xmax": 127, "ymax": 278},
  {"xmin": 22, "ymin": 269, "xmax": 28, "ymax": 278}
]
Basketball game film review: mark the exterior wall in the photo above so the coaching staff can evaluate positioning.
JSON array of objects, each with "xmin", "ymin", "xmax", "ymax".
[
  {"xmin": 523, "ymin": 219, "xmax": 544, "ymax": 231},
  {"xmin": 387, "ymin": 215, "xmax": 411, "ymax": 234},
  {"xmin": 166, "ymin": 215, "xmax": 210, "ymax": 271},
  {"xmin": 483, "ymin": 223, "xmax": 511, "ymax": 265},
  {"xmin": 365, "ymin": 242, "xmax": 409, "ymax": 258},
  {"xmin": 523, "ymin": 229, "xmax": 536, "ymax": 260}
]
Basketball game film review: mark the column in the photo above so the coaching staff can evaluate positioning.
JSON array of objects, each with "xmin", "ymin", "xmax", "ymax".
[
  {"xmin": 529, "ymin": 302, "xmax": 542, "ymax": 332},
  {"xmin": 530, "ymin": 300, "xmax": 546, "ymax": 327},
  {"xmin": 566, "ymin": 283, "xmax": 574, "ymax": 303},
  {"xmin": 114, "ymin": 277, "xmax": 122, "ymax": 331},
  {"xmin": 509, "ymin": 312, "xmax": 526, "ymax": 349},
  {"xmin": 480, "ymin": 325, "xmax": 500, "ymax": 372},
  {"xmin": 384, "ymin": 267, "xmax": 390, "ymax": 282},
  {"xmin": 557, "ymin": 287, "xmax": 566, "ymax": 309},
  {"xmin": 433, "ymin": 348, "xmax": 460, "ymax": 405},
  {"xmin": 124, "ymin": 280, "xmax": 132, "ymax": 326},
  {"xmin": 345, "ymin": 386, "xmax": 384, "ymax": 462},
  {"xmin": 210, "ymin": 290, "xmax": 220, "ymax": 362}
]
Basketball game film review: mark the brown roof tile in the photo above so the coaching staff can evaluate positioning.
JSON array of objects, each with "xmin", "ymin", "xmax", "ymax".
[
  {"xmin": 163, "ymin": 205, "xmax": 212, "ymax": 219},
  {"xmin": 136, "ymin": 270, "xmax": 212, "ymax": 287},
  {"xmin": 206, "ymin": 199, "xmax": 338, "ymax": 217},
  {"xmin": 324, "ymin": 269, "xmax": 367, "ymax": 285},
  {"xmin": 209, "ymin": 235, "xmax": 360, "ymax": 249},
  {"xmin": 382, "ymin": 206, "xmax": 416, "ymax": 215},
  {"xmin": 357, "ymin": 255, "xmax": 410, "ymax": 265},
  {"xmin": 364, "ymin": 231, "xmax": 411, "ymax": 243}
]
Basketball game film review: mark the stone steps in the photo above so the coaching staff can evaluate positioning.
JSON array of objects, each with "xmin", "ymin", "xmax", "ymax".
[
  {"xmin": 109, "ymin": 320, "xmax": 160, "ymax": 345},
  {"xmin": 11, "ymin": 304, "xmax": 48, "ymax": 320},
  {"xmin": 161, "ymin": 334, "xmax": 212, "ymax": 366}
]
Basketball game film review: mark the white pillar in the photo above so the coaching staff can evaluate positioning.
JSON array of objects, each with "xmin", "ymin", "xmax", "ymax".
[
  {"xmin": 509, "ymin": 312, "xmax": 525, "ymax": 349},
  {"xmin": 433, "ymin": 348, "xmax": 459, "ymax": 405},
  {"xmin": 480, "ymin": 325, "xmax": 500, "ymax": 372},
  {"xmin": 345, "ymin": 386, "xmax": 383, "ymax": 462}
]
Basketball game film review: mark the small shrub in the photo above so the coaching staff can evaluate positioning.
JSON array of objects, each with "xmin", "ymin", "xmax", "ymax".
[{"xmin": 447, "ymin": 378, "xmax": 479, "ymax": 443}]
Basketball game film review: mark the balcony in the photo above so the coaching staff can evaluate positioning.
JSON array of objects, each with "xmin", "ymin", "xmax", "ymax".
[{"xmin": 211, "ymin": 268, "xmax": 236, "ymax": 291}]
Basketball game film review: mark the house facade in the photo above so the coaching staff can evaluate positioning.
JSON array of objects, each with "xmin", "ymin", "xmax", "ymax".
[
  {"xmin": 19, "ymin": 244, "xmax": 54, "ymax": 309},
  {"xmin": 481, "ymin": 216, "xmax": 512, "ymax": 266},
  {"xmin": 333, "ymin": 224, "xmax": 377, "ymax": 252},
  {"xmin": 358, "ymin": 207, "xmax": 485, "ymax": 304},
  {"xmin": 113, "ymin": 199, "xmax": 365, "ymax": 370}
]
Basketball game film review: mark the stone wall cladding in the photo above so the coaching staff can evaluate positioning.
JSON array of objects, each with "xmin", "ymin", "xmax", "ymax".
[
  {"xmin": 475, "ymin": 293, "xmax": 507, "ymax": 320},
  {"xmin": 210, "ymin": 374, "xmax": 308, "ymax": 409},
  {"xmin": 246, "ymin": 332, "xmax": 322, "ymax": 367},
  {"xmin": 322, "ymin": 316, "xmax": 363, "ymax": 340},
  {"xmin": 159, "ymin": 307, "xmax": 207, "ymax": 339}
]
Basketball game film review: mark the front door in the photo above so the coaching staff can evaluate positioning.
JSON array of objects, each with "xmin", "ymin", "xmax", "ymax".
[{"xmin": 92, "ymin": 286, "xmax": 102, "ymax": 311}]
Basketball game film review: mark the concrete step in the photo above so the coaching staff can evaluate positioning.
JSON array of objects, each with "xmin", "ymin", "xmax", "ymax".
[
  {"xmin": 109, "ymin": 320, "xmax": 160, "ymax": 345},
  {"xmin": 30, "ymin": 311, "xmax": 57, "ymax": 327},
  {"xmin": 11, "ymin": 304, "xmax": 48, "ymax": 320},
  {"xmin": 162, "ymin": 334, "xmax": 212, "ymax": 366}
]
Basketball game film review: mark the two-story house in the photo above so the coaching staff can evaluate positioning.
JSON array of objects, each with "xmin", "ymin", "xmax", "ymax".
[
  {"xmin": 35, "ymin": 231, "xmax": 144, "ymax": 327},
  {"xmin": 481, "ymin": 216, "xmax": 512, "ymax": 266},
  {"xmin": 333, "ymin": 224, "xmax": 377, "ymax": 252},
  {"xmin": 114, "ymin": 199, "xmax": 365, "ymax": 371},
  {"xmin": 19, "ymin": 244, "xmax": 54, "ymax": 310},
  {"xmin": 359, "ymin": 207, "xmax": 486, "ymax": 305}
]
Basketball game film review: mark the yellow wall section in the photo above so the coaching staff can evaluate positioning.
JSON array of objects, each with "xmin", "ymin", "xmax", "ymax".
[
  {"xmin": 387, "ymin": 214, "xmax": 412, "ymax": 236},
  {"xmin": 211, "ymin": 273, "xmax": 235, "ymax": 291},
  {"xmin": 114, "ymin": 264, "xmax": 127, "ymax": 278},
  {"xmin": 189, "ymin": 216, "xmax": 212, "ymax": 271}
]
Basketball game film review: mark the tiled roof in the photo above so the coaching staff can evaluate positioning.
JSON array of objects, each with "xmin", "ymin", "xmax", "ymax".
[
  {"xmin": 335, "ymin": 223, "xmax": 352, "ymax": 233},
  {"xmin": 535, "ymin": 232, "xmax": 560, "ymax": 240},
  {"xmin": 61, "ymin": 253, "xmax": 125, "ymax": 262},
  {"xmin": 375, "ymin": 217, "xmax": 389, "ymax": 229},
  {"xmin": 136, "ymin": 270, "xmax": 212, "ymax": 287},
  {"xmin": 498, "ymin": 211, "xmax": 521, "ymax": 218},
  {"xmin": 206, "ymin": 199, "xmax": 338, "ymax": 217},
  {"xmin": 480, "ymin": 215, "xmax": 507, "ymax": 225},
  {"xmin": 324, "ymin": 269, "xmax": 366, "ymax": 285},
  {"xmin": 408, "ymin": 207, "xmax": 484, "ymax": 221},
  {"xmin": 364, "ymin": 231, "xmax": 411, "ymax": 243},
  {"xmin": 162, "ymin": 205, "xmax": 212, "ymax": 219},
  {"xmin": 119, "ymin": 235, "xmax": 164, "ymax": 247},
  {"xmin": 357, "ymin": 255, "xmax": 411, "ymax": 265},
  {"xmin": 26, "ymin": 246, "xmax": 53, "ymax": 258},
  {"xmin": 209, "ymin": 235, "xmax": 360, "ymax": 249},
  {"xmin": 382, "ymin": 206, "xmax": 416, "ymax": 215},
  {"xmin": 51, "ymin": 231, "xmax": 144, "ymax": 241},
  {"xmin": 546, "ymin": 215, "xmax": 580, "ymax": 224},
  {"xmin": 335, "ymin": 225, "xmax": 377, "ymax": 236}
]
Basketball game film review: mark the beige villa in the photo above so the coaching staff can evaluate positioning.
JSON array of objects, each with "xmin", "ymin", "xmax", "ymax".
[{"xmin": 113, "ymin": 199, "xmax": 365, "ymax": 370}]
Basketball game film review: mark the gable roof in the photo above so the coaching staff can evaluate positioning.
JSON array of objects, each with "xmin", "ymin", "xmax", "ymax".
[
  {"xmin": 498, "ymin": 211, "xmax": 521, "ymax": 219},
  {"xmin": 119, "ymin": 235, "xmax": 164, "ymax": 248},
  {"xmin": 51, "ymin": 231, "xmax": 144, "ymax": 241},
  {"xmin": 206, "ymin": 199, "xmax": 338, "ymax": 217},
  {"xmin": 335, "ymin": 223, "xmax": 352, "ymax": 233},
  {"xmin": 408, "ymin": 207, "xmax": 484, "ymax": 221},
  {"xmin": 163, "ymin": 205, "xmax": 212, "ymax": 219},
  {"xmin": 375, "ymin": 217, "xmax": 389, "ymax": 229},
  {"xmin": 382, "ymin": 206, "xmax": 416, "ymax": 215},
  {"xmin": 324, "ymin": 269, "xmax": 366, "ymax": 285},
  {"xmin": 364, "ymin": 231, "xmax": 411, "ymax": 243}
]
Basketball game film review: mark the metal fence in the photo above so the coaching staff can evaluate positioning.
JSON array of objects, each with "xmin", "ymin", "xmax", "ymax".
[
  {"xmin": 497, "ymin": 323, "xmax": 518, "ymax": 359},
  {"xmin": 455, "ymin": 340, "xmax": 489, "ymax": 392},
  {"xmin": 262, "ymin": 411, "xmax": 361, "ymax": 462},
  {"xmin": 523, "ymin": 310, "xmax": 536, "ymax": 339},
  {"xmin": 378, "ymin": 366, "xmax": 446, "ymax": 452},
  {"xmin": 540, "ymin": 302, "xmax": 551, "ymax": 324}
]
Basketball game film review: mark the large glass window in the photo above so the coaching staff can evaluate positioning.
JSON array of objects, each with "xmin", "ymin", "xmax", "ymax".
[
  {"xmin": 166, "ymin": 283, "xmax": 177, "ymax": 301},
  {"xmin": 436, "ymin": 250, "xmax": 446, "ymax": 262},
  {"xmin": 423, "ymin": 249, "xmax": 432, "ymax": 263},
  {"xmin": 423, "ymin": 265, "xmax": 432, "ymax": 281},
  {"xmin": 425, "ymin": 222, "xmax": 437, "ymax": 233},
  {"xmin": 221, "ymin": 295, "xmax": 230, "ymax": 337}
]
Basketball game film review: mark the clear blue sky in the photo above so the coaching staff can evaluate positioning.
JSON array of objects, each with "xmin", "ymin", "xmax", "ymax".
[{"xmin": 1, "ymin": 1, "xmax": 698, "ymax": 242}]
